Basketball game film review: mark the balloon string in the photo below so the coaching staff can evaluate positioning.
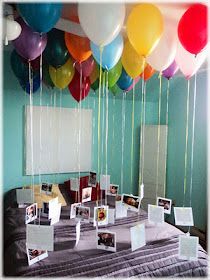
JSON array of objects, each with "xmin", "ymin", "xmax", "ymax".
[
  {"xmin": 131, "ymin": 81, "xmax": 135, "ymax": 194},
  {"xmin": 29, "ymin": 61, "xmax": 34, "ymax": 195},
  {"xmin": 141, "ymin": 82, "xmax": 147, "ymax": 184},
  {"xmin": 163, "ymin": 79, "xmax": 170, "ymax": 195},
  {"xmin": 78, "ymin": 63, "xmax": 82, "ymax": 203},
  {"xmin": 39, "ymin": 43, "xmax": 43, "ymax": 187},
  {"xmin": 111, "ymin": 96, "xmax": 116, "ymax": 176},
  {"xmin": 105, "ymin": 71, "xmax": 109, "ymax": 206},
  {"xmin": 58, "ymin": 89, "xmax": 62, "ymax": 188},
  {"xmin": 101, "ymin": 72, "xmax": 105, "ymax": 175},
  {"xmin": 183, "ymin": 79, "xmax": 190, "ymax": 207},
  {"xmin": 139, "ymin": 73, "xmax": 144, "ymax": 190},
  {"xmin": 156, "ymin": 74, "xmax": 162, "ymax": 199},
  {"xmin": 188, "ymin": 73, "xmax": 197, "ymax": 233},
  {"xmin": 121, "ymin": 91, "xmax": 126, "ymax": 195},
  {"xmin": 97, "ymin": 46, "xmax": 103, "ymax": 204},
  {"xmin": 53, "ymin": 90, "xmax": 57, "ymax": 185}
]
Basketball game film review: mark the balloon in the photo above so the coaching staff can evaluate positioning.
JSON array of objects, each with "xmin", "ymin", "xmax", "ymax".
[
  {"xmin": 68, "ymin": 71, "xmax": 90, "ymax": 102},
  {"xmin": 126, "ymin": 76, "xmax": 140, "ymax": 92},
  {"xmin": 89, "ymin": 63, "xmax": 99, "ymax": 84},
  {"xmin": 74, "ymin": 56, "xmax": 95, "ymax": 77},
  {"xmin": 91, "ymin": 79, "xmax": 99, "ymax": 91},
  {"xmin": 140, "ymin": 64, "xmax": 156, "ymax": 81},
  {"xmin": 43, "ymin": 29, "xmax": 69, "ymax": 68},
  {"xmin": 43, "ymin": 63, "xmax": 54, "ymax": 89},
  {"xmin": 10, "ymin": 50, "xmax": 39, "ymax": 83},
  {"xmin": 91, "ymin": 34, "xmax": 124, "ymax": 70},
  {"xmin": 127, "ymin": 4, "xmax": 164, "ymax": 57},
  {"xmin": 49, "ymin": 58, "xmax": 75, "ymax": 89},
  {"xmin": 78, "ymin": 3, "xmax": 125, "ymax": 46},
  {"xmin": 21, "ymin": 56, "xmax": 41, "ymax": 71},
  {"xmin": 110, "ymin": 83, "xmax": 120, "ymax": 95},
  {"xmin": 175, "ymin": 42, "xmax": 208, "ymax": 79},
  {"xmin": 3, "ymin": 17, "xmax": 21, "ymax": 44},
  {"xmin": 147, "ymin": 18, "xmax": 177, "ymax": 72},
  {"xmin": 162, "ymin": 60, "xmax": 179, "ymax": 79},
  {"xmin": 13, "ymin": 17, "xmax": 47, "ymax": 61},
  {"xmin": 121, "ymin": 40, "xmax": 146, "ymax": 78},
  {"xmin": 17, "ymin": 3, "xmax": 62, "ymax": 33},
  {"xmin": 117, "ymin": 68, "xmax": 133, "ymax": 91},
  {"xmin": 20, "ymin": 75, "xmax": 41, "ymax": 94},
  {"xmin": 61, "ymin": 3, "xmax": 79, "ymax": 23},
  {"xmin": 65, "ymin": 32, "xmax": 91, "ymax": 62},
  {"xmin": 107, "ymin": 60, "xmax": 122, "ymax": 88},
  {"xmin": 178, "ymin": 4, "xmax": 208, "ymax": 55}
]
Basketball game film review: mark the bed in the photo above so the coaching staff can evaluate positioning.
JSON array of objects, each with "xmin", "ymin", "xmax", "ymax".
[{"xmin": 3, "ymin": 186, "xmax": 208, "ymax": 277}]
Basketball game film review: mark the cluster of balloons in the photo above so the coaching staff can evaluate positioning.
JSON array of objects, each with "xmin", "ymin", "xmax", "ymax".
[{"xmin": 10, "ymin": 3, "xmax": 208, "ymax": 99}]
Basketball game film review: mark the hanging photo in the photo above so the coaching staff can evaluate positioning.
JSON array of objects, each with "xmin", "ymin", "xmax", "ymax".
[
  {"xmin": 130, "ymin": 223, "xmax": 146, "ymax": 251},
  {"xmin": 93, "ymin": 205, "xmax": 109, "ymax": 226},
  {"xmin": 26, "ymin": 247, "xmax": 48, "ymax": 266},
  {"xmin": 97, "ymin": 231, "xmax": 116, "ymax": 252},
  {"xmin": 174, "ymin": 207, "xmax": 194, "ymax": 226},
  {"xmin": 157, "ymin": 197, "xmax": 172, "ymax": 214},
  {"xmin": 121, "ymin": 194, "xmax": 141, "ymax": 212},
  {"xmin": 100, "ymin": 175, "xmax": 110, "ymax": 191},
  {"xmin": 107, "ymin": 184, "xmax": 119, "ymax": 196},
  {"xmin": 41, "ymin": 183, "xmax": 52, "ymax": 195},
  {"xmin": 115, "ymin": 201, "xmax": 127, "ymax": 219},
  {"xmin": 88, "ymin": 171, "xmax": 97, "ymax": 187},
  {"xmin": 148, "ymin": 204, "xmax": 164, "ymax": 224},
  {"xmin": 82, "ymin": 187, "xmax": 92, "ymax": 203},
  {"xmin": 75, "ymin": 206, "xmax": 90, "ymax": 223},
  {"xmin": 70, "ymin": 202, "xmax": 82, "ymax": 219},
  {"xmin": 70, "ymin": 178, "xmax": 80, "ymax": 191},
  {"xmin": 178, "ymin": 235, "xmax": 198, "ymax": 261},
  {"xmin": 16, "ymin": 189, "xmax": 33, "ymax": 205},
  {"xmin": 50, "ymin": 203, "xmax": 61, "ymax": 225},
  {"xmin": 25, "ymin": 203, "xmax": 37, "ymax": 224}
]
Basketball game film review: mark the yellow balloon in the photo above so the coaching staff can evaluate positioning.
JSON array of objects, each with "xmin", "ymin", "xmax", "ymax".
[
  {"xmin": 49, "ymin": 58, "xmax": 75, "ymax": 89},
  {"xmin": 121, "ymin": 40, "xmax": 146, "ymax": 78},
  {"xmin": 126, "ymin": 4, "xmax": 164, "ymax": 57}
]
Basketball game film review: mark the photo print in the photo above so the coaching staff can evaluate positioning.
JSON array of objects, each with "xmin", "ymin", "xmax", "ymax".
[
  {"xmin": 157, "ymin": 197, "xmax": 172, "ymax": 214},
  {"xmin": 41, "ymin": 183, "xmax": 52, "ymax": 195},
  {"xmin": 100, "ymin": 175, "xmax": 110, "ymax": 191},
  {"xmin": 88, "ymin": 171, "xmax": 97, "ymax": 187},
  {"xmin": 75, "ymin": 206, "xmax": 90, "ymax": 222},
  {"xmin": 26, "ymin": 247, "xmax": 48, "ymax": 266},
  {"xmin": 107, "ymin": 184, "xmax": 119, "ymax": 196},
  {"xmin": 70, "ymin": 178, "xmax": 80, "ymax": 191},
  {"xmin": 82, "ymin": 187, "xmax": 92, "ymax": 203},
  {"xmin": 94, "ymin": 205, "xmax": 109, "ymax": 226},
  {"xmin": 178, "ymin": 235, "xmax": 198, "ymax": 261},
  {"xmin": 97, "ymin": 231, "xmax": 116, "ymax": 252},
  {"xmin": 121, "ymin": 194, "xmax": 141, "ymax": 212},
  {"xmin": 148, "ymin": 204, "xmax": 164, "ymax": 224},
  {"xmin": 25, "ymin": 203, "xmax": 37, "ymax": 224},
  {"xmin": 174, "ymin": 207, "xmax": 194, "ymax": 226},
  {"xmin": 70, "ymin": 202, "xmax": 82, "ymax": 219}
]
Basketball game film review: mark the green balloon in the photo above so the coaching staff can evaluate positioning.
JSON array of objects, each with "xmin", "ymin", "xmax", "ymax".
[
  {"xmin": 91, "ymin": 79, "xmax": 99, "ymax": 91},
  {"xmin": 108, "ymin": 60, "xmax": 122, "ymax": 88},
  {"xmin": 43, "ymin": 28, "xmax": 69, "ymax": 68},
  {"xmin": 110, "ymin": 83, "xmax": 120, "ymax": 95},
  {"xmin": 43, "ymin": 63, "xmax": 54, "ymax": 89}
]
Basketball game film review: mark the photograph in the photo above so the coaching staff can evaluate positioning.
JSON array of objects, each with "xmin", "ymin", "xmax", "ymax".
[
  {"xmin": 42, "ymin": 202, "xmax": 49, "ymax": 217},
  {"xmin": 27, "ymin": 247, "xmax": 48, "ymax": 266},
  {"xmin": 121, "ymin": 194, "xmax": 141, "ymax": 212},
  {"xmin": 70, "ymin": 202, "xmax": 81, "ymax": 219},
  {"xmin": 82, "ymin": 187, "xmax": 92, "ymax": 203},
  {"xmin": 41, "ymin": 183, "xmax": 53, "ymax": 195},
  {"xmin": 157, "ymin": 197, "xmax": 172, "ymax": 214},
  {"xmin": 75, "ymin": 206, "xmax": 90, "ymax": 222},
  {"xmin": 178, "ymin": 235, "xmax": 198, "ymax": 261},
  {"xmin": 88, "ymin": 171, "xmax": 97, "ymax": 187},
  {"xmin": 107, "ymin": 184, "xmax": 119, "ymax": 196},
  {"xmin": 148, "ymin": 204, "xmax": 164, "ymax": 224},
  {"xmin": 25, "ymin": 203, "xmax": 37, "ymax": 224},
  {"xmin": 97, "ymin": 231, "xmax": 116, "ymax": 252},
  {"xmin": 94, "ymin": 206, "xmax": 109, "ymax": 226},
  {"xmin": 174, "ymin": 207, "xmax": 194, "ymax": 226}
]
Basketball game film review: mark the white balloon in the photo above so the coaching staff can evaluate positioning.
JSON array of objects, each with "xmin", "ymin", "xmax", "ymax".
[
  {"xmin": 78, "ymin": 3, "xmax": 125, "ymax": 46},
  {"xmin": 175, "ymin": 42, "xmax": 208, "ymax": 79},
  {"xmin": 3, "ymin": 18, "xmax": 22, "ymax": 42},
  {"xmin": 147, "ymin": 18, "xmax": 177, "ymax": 72}
]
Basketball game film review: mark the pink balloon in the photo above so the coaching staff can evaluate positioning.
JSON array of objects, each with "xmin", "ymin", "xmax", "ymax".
[
  {"xmin": 126, "ymin": 76, "xmax": 140, "ymax": 91},
  {"xmin": 175, "ymin": 42, "xmax": 207, "ymax": 79},
  {"xmin": 74, "ymin": 56, "xmax": 95, "ymax": 77},
  {"xmin": 13, "ymin": 17, "xmax": 47, "ymax": 61}
]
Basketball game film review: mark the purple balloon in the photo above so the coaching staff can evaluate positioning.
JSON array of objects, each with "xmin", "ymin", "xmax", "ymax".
[
  {"xmin": 162, "ymin": 60, "xmax": 179, "ymax": 79},
  {"xmin": 13, "ymin": 17, "xmax": 47, "ymax": 61},
  {"xmin": 74, "ymin": 56, "xmax": 95, "ymax": 77}
]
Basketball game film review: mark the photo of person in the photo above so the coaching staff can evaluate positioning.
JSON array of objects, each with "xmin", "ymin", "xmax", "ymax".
[
  {"xmin": 121, "ymin": 194, "xmax": 141, "ymax": 212},
  {"xmin": 97, "ymin": 231, "xmax": 116, "ymax": 252},
  {"xmin": 107, "ymin": 184, "xmax": 119, "ymax": 196},
  {"xmin": 88, "ymin": 171, "xmax": 97, "ymax": 187},
  {"xmin": 25, "ymin": 203, "xmax": 37, "ymax": 224},
  {"xmin": 75, "ymin": 206, "xmax": 90, "ymax": 222},
  {"xmin": 82, "ymin": 187, "xmax": 92, "ymax": 203},
  {"xmin": 42, "ymin": 202, "xmax": 49, "ymax": 217},
  {"xmin": 41, "ymin": 183, "xmax": 52, "ymax": 195},
  {"xmin": 157, "ymin": 197, "xmax": 172, "ymax": 214},
  {"xmin": 27, "ymin": 247, "xmax": 48, "ymax": 266},
  {"xmin": 94, "ymin": 206, "xmax": 109, "ymax": 226}
]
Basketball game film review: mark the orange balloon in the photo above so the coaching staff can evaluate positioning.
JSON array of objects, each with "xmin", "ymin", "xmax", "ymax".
[
  {"xmin": 140, "ymin": 64, "xmax": 156, "ymax": 81},
  {"xmin": 65, "ymin": 32, "xmax": 92, "ymax": 62}
]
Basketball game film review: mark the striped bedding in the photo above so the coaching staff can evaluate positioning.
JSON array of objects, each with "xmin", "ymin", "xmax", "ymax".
[{"xmin": 4, "ymin": 191, "xmax": 208, "ymax": 277}]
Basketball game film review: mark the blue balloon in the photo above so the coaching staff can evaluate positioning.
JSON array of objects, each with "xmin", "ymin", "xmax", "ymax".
[
  {"xmin": 91, "ymin": 34, "xmax": 123, "ymax": 71},
  {"xmin": 17, "ymin": 3, "xmax": 62, "ymax": 33},
  {"xmin": 20, "ymin": 75, "xmax": 41, "ymax": 94},
  {"xmin": 117, "ymin": 68, "xmax": 133, "ymax": 90}
]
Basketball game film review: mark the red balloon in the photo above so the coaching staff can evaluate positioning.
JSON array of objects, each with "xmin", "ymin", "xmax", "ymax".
[
  {"xmin": 68, "ymin": 71, "xmax": 90, "ymax": 102},
  {"xmin": 178, "ymin": 4, "xmax": 208, "ymax": 55}
]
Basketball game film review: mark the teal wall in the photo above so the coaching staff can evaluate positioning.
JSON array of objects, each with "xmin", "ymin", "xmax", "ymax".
[{"xmin": 3, "ymin": 51, "xmax": 207, "ymax": 231}]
